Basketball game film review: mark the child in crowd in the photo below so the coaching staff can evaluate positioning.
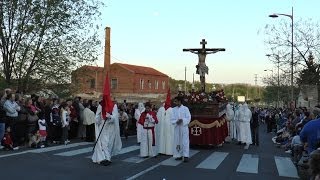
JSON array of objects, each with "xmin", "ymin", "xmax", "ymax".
[
  {"xmin": 2, "ymin": 127, "xmax": 18, "ymax": 150},
  {"xmin": 28, "ymin": 130, "xmax": 41, "ymax": 148},
  {"xmin": 38, "ymin": 115, "xmax": 47, "ymax": 148}
]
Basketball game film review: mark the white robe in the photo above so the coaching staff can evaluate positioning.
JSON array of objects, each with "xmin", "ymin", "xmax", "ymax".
[
  {"xmin": 157, "ymin": 107, "xmax": 174, "ymax": 155},
  {"xmin": 235, "ymin": 104, "xmax": 243, "ymax": 142},
  {"xmin": 92, "ymin": 105, "xmax": 122, "ymax": 163},
  {"xmin": 140, "ymin": 112, "xmax": 157, "ymax": 157},
  {"xmin": 135, "ymin": 104, "xmax": 145, "ymax": 143},
  {"xmin": 226, "ymin": 104, "xmax": 236, "ymax": 140},
  {"xmin": 171, "ymin": 105, "xmax": 191, "ymax": 158},
  {"xmin": 239, "ymin": 104, "xmax": 252, "ymax": 144}
]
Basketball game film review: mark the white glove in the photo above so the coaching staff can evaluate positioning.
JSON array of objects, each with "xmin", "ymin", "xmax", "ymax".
[{"xmin": 106, "ymin": 113, "xmax": 111, "ymax": 119}]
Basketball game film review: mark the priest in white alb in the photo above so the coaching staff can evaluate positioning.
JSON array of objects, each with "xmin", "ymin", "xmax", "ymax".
[
  {"xmin": 138, "ymin": 102, "xmax": 158, "ymax": 157},
  {"xmin": 156, "ymin": 89, "xmax": 174, "ymax": 155},
  {"xmin": 171, "ymin": 96, "xmax": 191, "ymax": 162}
]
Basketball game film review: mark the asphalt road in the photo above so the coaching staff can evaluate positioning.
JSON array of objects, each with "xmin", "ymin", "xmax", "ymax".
[{"xmin": 0, "ymin": 124, "xmax": 300, "ymax": 180}]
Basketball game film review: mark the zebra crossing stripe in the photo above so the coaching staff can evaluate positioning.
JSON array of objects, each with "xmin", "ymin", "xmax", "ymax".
[
  {"xmin": 31, "ymin": 142, "xmax": 93, "ymax": 153},
  {"xmin": 196, "ymin": 152, "xmax": 229, "ymax": 170},
  {"xmin": 123, "ymin": 156, "xmax": 152, "ymax": 163},
  {"xmin": 274, "ymin": 156, "xmax": 299, "ymax": 178},
  {"xmin": 55, "ymin": 147, "xmax": 93, "ymax": 156},
  {"xmin": 236, "ymin": 154, "xmax": 259, "ymax": 174},
  {"xmin": 86, "ymin": 145, "xmax": 140, "ymax": 158},
  {"xmin": 160, "ymin": 150, "xmax": 199, "ymax": 166},
  {"xmin": 126, "ymin": 150, "xmax": 199, "ymax": 180}
]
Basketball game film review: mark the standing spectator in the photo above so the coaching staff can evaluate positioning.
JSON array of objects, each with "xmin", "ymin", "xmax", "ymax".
[
  {"xmin": 83, "ymin": 103, "xmax": 95, "ymax": 142},
  {"xmin": 44, "ymin": 99, "xmax": 53, "ymax": 144},
  {"xmin": 77, "ymin": 98, "xmax": 86, "ymax": 139},
  {"xmin": 119, "ymin": 108, "xmax": 129, "ymax": 139},
  {"xmin": 69, "ymin": 98, "xmax": 79, "ymax": 139},
  {"xmin": 50, "ymin": 98, "xmax": 62, "ymax": 143},
  {"xmin": 25, "ymin": 98, "xmax": 39, "ymax": 137},
  {"xmin": 89, "ymin": 100, "xmax": 98, "ymax": 114},
  {"xmin": 16, "ymin": 95, "xmax": 28, "ymax": 146},
  {"xmin": 0, "ymin": 89, "xmax": 11, "ymax": 149},
  {"xmin": 60, "ymin": 102, "xmax": 70, "ymax": 145},
  {"xmin": 3, "ymin": 93, "xmax": 20, "ymax": 148},
  {"xmin": 250, "ymin": 107, "xmax": 259, "ymax": 146}
]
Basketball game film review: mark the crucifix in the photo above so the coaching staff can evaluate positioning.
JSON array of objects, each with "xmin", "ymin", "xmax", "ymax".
[{"xmin": 183, "ymin": 39, "xmax": 225, "ymax": 92}]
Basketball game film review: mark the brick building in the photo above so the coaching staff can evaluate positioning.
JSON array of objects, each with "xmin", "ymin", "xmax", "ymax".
[{"xmin": 71, "ymin": 27, "xmax": 169, "ymax": 102}]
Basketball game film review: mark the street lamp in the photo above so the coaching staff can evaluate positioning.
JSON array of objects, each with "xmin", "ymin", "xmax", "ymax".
[
  {"xmin": 269, "ymin": 7, "xmax": 294, "ymax": 104},
  {"xmin": 266, "ymin": 54, "xmax": 280, "ymax": 108}
]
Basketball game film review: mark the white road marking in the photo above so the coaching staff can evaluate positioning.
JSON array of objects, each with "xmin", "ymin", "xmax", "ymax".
[
  {"xmin": 196, "ymin": 152, "xmax": 229, "ymax": 170},
  {"xmin": 0, "ymin": 142, "xmax": 93, "ymax": 158},
  {"xmin": 55, "ymin": 147, "xmax": 93, "ymax": 156},
  {"xmin": 274, "ymin": 156, "xmax": 299, "ymax": 178},
  {"xmin": 123, "ymin": 156, "xmax": 152, "ymax": 163},
  {"xmin": 86, "ymin": 145, "xmax": 140, "ymax": 158},
  {"xmin": 125, "ymin": 150, "xmax": 199, "ymax": 180},
  {"xmin": 160, "ymin": 150, "xmax": 199, "ymax": 166},
  {"xmin": 236, "ymin": 154, "xmax": 259, "ymax": 174}
]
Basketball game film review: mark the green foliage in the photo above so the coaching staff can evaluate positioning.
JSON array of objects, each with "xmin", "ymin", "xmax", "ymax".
[{"xmin": 0, "ymin": 0, "xmax": 104, "ymax": 91}]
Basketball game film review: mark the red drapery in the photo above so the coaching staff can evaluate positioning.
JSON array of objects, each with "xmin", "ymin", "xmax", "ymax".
[{"xmin": 189, "ymin": 116, "xmax": 228, "ymax": 146}]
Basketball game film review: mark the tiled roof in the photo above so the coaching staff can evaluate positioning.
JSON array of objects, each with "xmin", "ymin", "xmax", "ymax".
[
  {"xmin": 79, "ymin": 65, "xmax": 104, "ymax": 72},
  {"xmin": 113, "ymin": 63, "xmax": 168, "ymax": 77}
]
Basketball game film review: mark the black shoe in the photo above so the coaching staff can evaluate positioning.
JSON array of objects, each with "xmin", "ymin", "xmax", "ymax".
[
  {"xmin": 183, "ymin": 157, "xmax": 189, "ymax": 162},
  {"xmin": 175, "ymin": 157, "xmax": 183, "ymax": 161},
  {"xmin": 100, "ymin": 160, "xmax": 111, "ymax": 166}
]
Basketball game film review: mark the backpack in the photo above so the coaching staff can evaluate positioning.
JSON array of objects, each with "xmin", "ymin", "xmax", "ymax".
[{"xmin": 51, "ymin": 106, "xmax": 61, "ymax": 126}]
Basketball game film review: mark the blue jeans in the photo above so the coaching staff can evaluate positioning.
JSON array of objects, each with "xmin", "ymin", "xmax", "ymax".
[{"xmin": 0, "ymin": 123, "xmax": 5, "ymax": 143}]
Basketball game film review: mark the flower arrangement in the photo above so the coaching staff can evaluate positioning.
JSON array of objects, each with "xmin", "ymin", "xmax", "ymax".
[{"xmin": 183, "ymin": 90, "xmax": 227, "ymax": 104}]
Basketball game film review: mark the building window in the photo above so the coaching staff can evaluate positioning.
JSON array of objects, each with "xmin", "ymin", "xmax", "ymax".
[
  {"xmin": 111, "ymin": 78, "xmax": 118, "ymax": 89},
  {"xmin": 155, "ymin": 80, "xmax": 159, "ymax": 90},
  {"xmin": 140, "ymin": 79, "xmax": 144, "ymax": 89},
  {"xmin": 162, "ymin": 81, "xmax": 166, "ymax": 90},
  {"xmin": 90, "ymin": 79, "xmax": 95, "ymax": 89},
  {"xmin": 148, "ymin": 80, "xmax": 151, "ymax": 89}
]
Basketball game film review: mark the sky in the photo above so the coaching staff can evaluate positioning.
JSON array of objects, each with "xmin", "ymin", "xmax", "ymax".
[{"xmin": 94, "ymin": 0, "xmax": 320, "ymax": 86}]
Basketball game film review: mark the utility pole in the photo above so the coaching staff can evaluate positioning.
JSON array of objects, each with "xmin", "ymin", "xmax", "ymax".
[
  {"xmin": 254, "ymin": 74, "xmax": 258, "ymax": 86},
  {"xmin": 184, "ymin": 66, "xmax": 187, "ymax": 93}
]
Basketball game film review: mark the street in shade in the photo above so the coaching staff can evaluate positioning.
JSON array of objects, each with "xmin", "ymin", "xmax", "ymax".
[{"xmin": 0, "ymin": 126, "xmax": 299, "ymax": 180}]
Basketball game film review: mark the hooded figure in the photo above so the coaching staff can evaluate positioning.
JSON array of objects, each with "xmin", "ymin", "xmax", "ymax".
[
  {"xmin": 239, "ymin": 103, "xmax": 252, "ymax": 149},
  {"xmin": 92, "ymin": 104, "xmax": 122, "ymax": 166},
  {"xmin": 235, "ymin": 104, "xmax": 243, "ymax": 142},
  {"xmin": 225, "ymin": 103, "xmax": 236, "ymax": 141},
  {"xmin": 135, "ymin": 103, "xmax": 145, "ymax": 144},
  {"xmin": 156, "ymin": 102, "xmax": 174, "ymax": 155}
]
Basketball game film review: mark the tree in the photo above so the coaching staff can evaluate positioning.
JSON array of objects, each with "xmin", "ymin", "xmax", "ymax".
[
  {"xmin": 0, "ymin": 0, "xmax": 103, "ymax": 91},
  {"xmin": 264, "ymin": 18, "xmax": 320, "ymax": 102}
]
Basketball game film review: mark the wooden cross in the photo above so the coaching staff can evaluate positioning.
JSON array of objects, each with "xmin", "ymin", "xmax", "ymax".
[{"xmin": 183, "ymin": 39, "xmax": 225, "ymax": 92}]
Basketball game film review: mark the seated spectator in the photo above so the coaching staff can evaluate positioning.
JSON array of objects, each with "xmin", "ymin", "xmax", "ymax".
[
  {"xmin": 309, "ymin": 149, "xmax": 320, "ymax": 180},
  {"xmin": 28, "ymin": 130, "xmax": 41, "ymax": 148},
  {"xmin": 1, "ymin": 126, "xmax": 18, "ymax": 150}
]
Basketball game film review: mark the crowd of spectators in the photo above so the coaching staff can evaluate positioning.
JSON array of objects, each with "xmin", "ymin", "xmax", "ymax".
[
  {"xmin": 0, "ymin": 88, "xmax": 142, "ymax": 151},
  {"xmin": 259, "ymin": 106, "xmax": 320, "ymax": 179}
]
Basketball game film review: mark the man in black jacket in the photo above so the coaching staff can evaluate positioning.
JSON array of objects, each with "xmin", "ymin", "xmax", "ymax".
[{"xmin": 250, "ymin": 107, "xmax": 260, "ymax": 146}]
